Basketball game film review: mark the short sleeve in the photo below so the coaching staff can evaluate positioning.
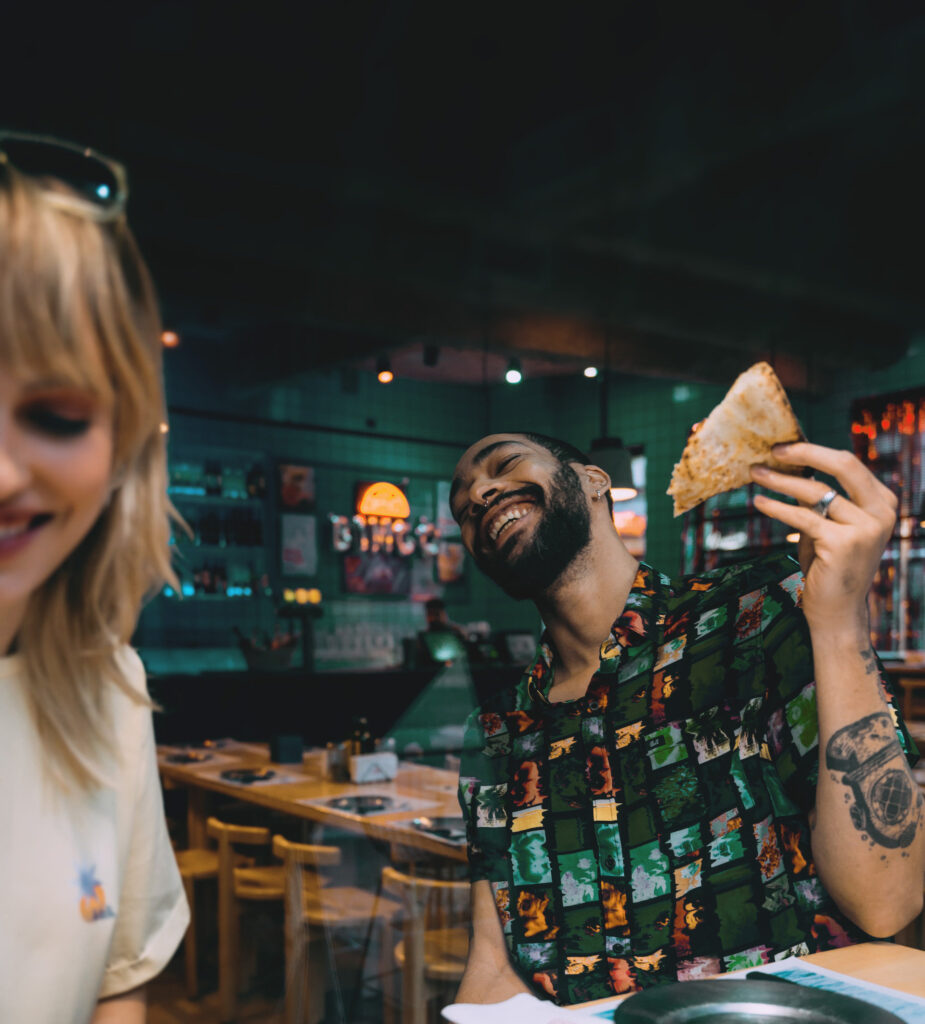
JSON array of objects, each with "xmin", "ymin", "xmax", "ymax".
[
  {"xmin": 97, "ymin": 656, "xmax": 190, "ymax": 998},
  {"xmin": 759, "ymin": 559, "xmax": 919, "ymax": 814},
  {"xmin": 458, "ymin": 706, "xmax": 510, "ymax": 885}
]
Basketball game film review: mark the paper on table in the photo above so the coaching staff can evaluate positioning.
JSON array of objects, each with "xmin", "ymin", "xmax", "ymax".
[
  {"xmin": 728, "ymin": 957, "xmax": 925, "ymax": 1024},
  {"xmin": 441, "ymin": 992, "xmax": 578, "ymax": 1024}
]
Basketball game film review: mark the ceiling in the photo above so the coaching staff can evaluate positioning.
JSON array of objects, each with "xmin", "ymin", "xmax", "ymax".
[{"xmin": 7, "ymin": 2, "xmax": 925, "ymax": 393}]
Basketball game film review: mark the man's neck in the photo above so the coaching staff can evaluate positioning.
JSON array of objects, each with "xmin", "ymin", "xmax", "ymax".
[{"xmin": 535, "ymin": 531, "xmax": 639, "ymax": 698}]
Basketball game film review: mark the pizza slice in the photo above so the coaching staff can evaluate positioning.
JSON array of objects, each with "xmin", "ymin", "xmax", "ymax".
[{"xmin": 667, "ymin": 361, "xmax": 805, "ymax": 517}]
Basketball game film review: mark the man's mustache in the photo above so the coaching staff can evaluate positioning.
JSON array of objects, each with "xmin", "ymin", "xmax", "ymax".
[{"xmin": 483, "ymin": 483, "xmax": 545, "ymax": 517}]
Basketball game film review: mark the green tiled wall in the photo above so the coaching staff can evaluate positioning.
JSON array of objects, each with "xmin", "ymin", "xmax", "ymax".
[
  {"xmin": 485, "ymin": 337, "xmax": 925, "ymax": 577},
  {"xmin": 146, "ymin": 345, "xmax": 542, "ymax": 654},
  {"xmin": 148, "ymin": 335, "xmax": 924, "ymax": 659}
]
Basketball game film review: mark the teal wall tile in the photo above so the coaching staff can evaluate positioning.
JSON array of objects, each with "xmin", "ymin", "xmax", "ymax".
[{"xmin": 152, "ymin": 336, "xmax": 925, "ymax": 658}]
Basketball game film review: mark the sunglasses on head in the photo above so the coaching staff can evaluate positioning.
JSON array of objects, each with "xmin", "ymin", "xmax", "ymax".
[{"xmin": 0, "ymin": 130, "xmax": 128, "ymax": 223}]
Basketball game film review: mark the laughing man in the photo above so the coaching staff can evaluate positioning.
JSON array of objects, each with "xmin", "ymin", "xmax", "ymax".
[{"xmin": 450, "ymin": 431, "xmax": 923, "ymax": 1006}]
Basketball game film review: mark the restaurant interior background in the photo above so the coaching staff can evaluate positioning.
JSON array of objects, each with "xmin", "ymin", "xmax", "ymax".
[{"xmin": 7, "ymin": 2, "xmax": 925, "ymax": 1021}]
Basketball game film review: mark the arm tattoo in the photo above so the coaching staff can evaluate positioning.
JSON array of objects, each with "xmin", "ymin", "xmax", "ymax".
[
  {"xmin": 825, "ymin": 712, "xmax": 921, "ymax": 849},
  {"xmin": 859, "ymin": 647, "xmax": 879, "ymax": 678}
]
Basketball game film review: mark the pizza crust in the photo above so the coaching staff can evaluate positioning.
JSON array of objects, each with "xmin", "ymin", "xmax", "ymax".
[{"xmin": 667, "ymin": 362, "xmax": 805, "ymax": 517}]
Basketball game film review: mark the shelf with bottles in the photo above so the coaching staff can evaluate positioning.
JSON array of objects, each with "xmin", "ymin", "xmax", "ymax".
[
  {"xmin": 851, "ymin": 387, "xmax": 924, "ymax": 654},
  {"xmin": 170, "ymin": 505, "xmax": 266, "ymax": 550},
  {"xmin": 868, "ymin": 529, "xmax": 925, "ymax": 655},
  {"xmin": 162, "ymin": 558, "xmax": 273, "ymax": 601},
  {"xmin": 168, "ymin": 457, "xmax": 268, "ymax": 503},
  {"xmin": 681, "ymin": 483, "xmax": 797, "ymax": 574}
]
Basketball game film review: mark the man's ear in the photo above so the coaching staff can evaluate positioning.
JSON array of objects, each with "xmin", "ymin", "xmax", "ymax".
[{"xmin": 584, "ymin": 465, "xmax": 611, "ymax": 497}]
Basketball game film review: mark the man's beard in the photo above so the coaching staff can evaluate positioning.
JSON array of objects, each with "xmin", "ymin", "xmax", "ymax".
[{"xmin": 473, "ymin": 462, "xmax": 592, "ymax": 600}]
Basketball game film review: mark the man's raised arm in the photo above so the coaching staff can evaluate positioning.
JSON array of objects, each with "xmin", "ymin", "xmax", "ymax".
[
  {"xmin": 455, "ymin": 881, "xmax": 533, "ymax": 1005},
  {"xmin": 751, "ymin": 443, "xmax": 925, "ymax": 937}
]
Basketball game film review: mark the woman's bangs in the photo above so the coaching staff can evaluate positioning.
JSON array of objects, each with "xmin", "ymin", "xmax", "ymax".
[
  {"xmin": 0, "ymin": 313, "xmax": 115, "ymax": 405},
  {"xmin": 0, "ymin": 181, "xmax": 115, "ymax": 404}
]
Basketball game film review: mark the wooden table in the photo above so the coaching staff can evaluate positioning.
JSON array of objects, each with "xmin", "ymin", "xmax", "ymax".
[
  {"xmin": 573, "ymin": 942, "xmax": 925, "ymax": 1011},
  {"xmin": 158, "ymin": 741, "xmax": 468, "ymax": 862}
]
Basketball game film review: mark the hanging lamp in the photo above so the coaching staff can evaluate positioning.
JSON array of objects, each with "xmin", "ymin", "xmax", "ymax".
[{"xmin": 590, "ymin": 339, "xmax": 637, "ymax": 501}]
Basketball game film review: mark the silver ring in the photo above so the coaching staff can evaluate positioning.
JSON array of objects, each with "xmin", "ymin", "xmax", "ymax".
[{"xmin": 813, "ymin": 489, "xmax": 838, "ymax": 518}]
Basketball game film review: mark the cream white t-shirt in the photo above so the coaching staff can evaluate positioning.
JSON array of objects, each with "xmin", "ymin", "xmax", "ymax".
[{"xmin": 0, "ymin": 647, "xmax": 189, "ymax": 1023}]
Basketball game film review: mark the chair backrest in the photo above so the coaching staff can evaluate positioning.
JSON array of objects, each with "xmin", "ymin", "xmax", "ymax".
[
  {"xmin": 206, "ymin": 816, "xmax": 273, "ymax": 893},
  {"xmin": 381, "ymin": 864, "xmax": 470, "ymax": 937},
  {"xmin": 272, "ymin": 834, "xmax": 342, "ymax": 913},
  {"xmin": 381, "ymin": 865, "xmax": 470, "ymax": 1020},
  {"xmin": 207, "ymin": 816, "xmax": 273, "ymax": 847},
  {"xmin": 272, "ymin": 835, "xmax": 341, "ymax": 870}
]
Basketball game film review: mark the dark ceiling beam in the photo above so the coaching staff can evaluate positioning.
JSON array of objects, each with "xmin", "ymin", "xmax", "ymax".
[
  {"xmin": 498, "ymin": 20, "xmax": 925, "ymax": 232},
  {"xmin": 145, "ymin": 178, "xmax": 911, "ymax": 394}
]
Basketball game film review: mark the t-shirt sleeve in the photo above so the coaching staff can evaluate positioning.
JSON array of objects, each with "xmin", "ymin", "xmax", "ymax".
[
  {"xmin": 458, "ymin": 706, "xmax": 510, "ymax": 885},
  {"xmin": 97, "ymin": 654, "xmax": 190, "ymax": 999},
  {"xmin": 759, "ymin": 558, "xmax": 919, "ymax": 814}
]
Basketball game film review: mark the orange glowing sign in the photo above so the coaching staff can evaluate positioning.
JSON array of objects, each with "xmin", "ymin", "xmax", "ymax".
[{"xmin": 356, "ymin": 481, "xmax": 410, "ymax": 519}]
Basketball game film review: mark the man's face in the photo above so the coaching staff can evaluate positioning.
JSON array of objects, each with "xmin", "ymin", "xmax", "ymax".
[{"xmin": 450, "ymin": 434, "xmax": 593, "ymax": 600}]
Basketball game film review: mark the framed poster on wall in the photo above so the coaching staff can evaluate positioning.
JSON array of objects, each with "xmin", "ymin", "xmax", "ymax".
[
  {"xmin": 279, "ymin": 463, "xmax": 316, "ymax": 512},
  {"xmin": 281, "ymin": 514, "xmax": 318, "ymax": 576}
]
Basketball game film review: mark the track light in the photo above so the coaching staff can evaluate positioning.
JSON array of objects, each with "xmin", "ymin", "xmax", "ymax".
[
  {"xmin": 376, "ymin": 356, "xmax": 394, "ymax": 384},
  {"xmin": 505, "ymin": 358, "xmax": 522, "ymax": 384},
  {"xmin": 583, "ymin": 366, "xmax": 599, "ymax": 378}
]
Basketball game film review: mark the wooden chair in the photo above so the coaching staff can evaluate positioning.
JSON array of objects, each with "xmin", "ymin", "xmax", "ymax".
[
  {"xmin": 381, "ymin": 865, "xmax": 470, "ymax": 1024},
  {"xmin": 174, "ymin": 846, "xmax": 220, "ymax": 999},
  {"xmin": 206, "ymin": 816, "xmax": 286, "ymax": 1022},
  {"xmin": 272, "ymin": 834, "xmax": 402, "ymax": 1024}
]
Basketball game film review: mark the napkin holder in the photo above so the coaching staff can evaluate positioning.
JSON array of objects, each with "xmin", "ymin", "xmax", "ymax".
[{"xmin": 349, "ymin": 750, "xmax": 398, "ymax": 784}]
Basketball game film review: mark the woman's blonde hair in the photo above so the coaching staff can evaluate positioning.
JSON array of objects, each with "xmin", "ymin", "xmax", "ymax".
[{"xmin": 0, "ymin": 168, "xmax": 179, "ymax": 790}]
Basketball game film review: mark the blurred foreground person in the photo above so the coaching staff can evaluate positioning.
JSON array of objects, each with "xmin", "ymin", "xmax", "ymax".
[
  {"xmin": 0, "ymin": 133, "xmax": 189, "ymax": 1023},
  {"xmin": 450, "ymin": 431, "xmax": 923, "ymax": 1007}
]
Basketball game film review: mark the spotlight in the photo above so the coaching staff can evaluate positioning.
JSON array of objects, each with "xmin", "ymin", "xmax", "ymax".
[
  {"xmin": 376, "ymin": 356, "xmax": 394, "ymax": 383},
  {"xmin": 505, "ymin": 358, "xmax": 522, "ymax": 384},
  {"xmin": 786, "ymin": 532, "xmax": 800, "ymax": 543},
  {"xmin": 583, "ymin": 366, "xmax": 599, "ymax": 378},
  {"xmin": 161, "ymin": 330, "xmax": 180, "ymax": 348}
]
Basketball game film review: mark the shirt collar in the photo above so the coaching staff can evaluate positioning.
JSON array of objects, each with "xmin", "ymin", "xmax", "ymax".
[{"xmin": 526, "ymin": 563, "xmax": 661, "ymax": 705}]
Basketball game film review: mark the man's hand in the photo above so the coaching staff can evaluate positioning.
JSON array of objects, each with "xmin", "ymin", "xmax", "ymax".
[
  {"xmin": 749, "ymin": 442, "xmax": 897, "ymax": 636},
  {"xmin": 751, "ymin": 441, "xmax": 923, "ymax": 937}
]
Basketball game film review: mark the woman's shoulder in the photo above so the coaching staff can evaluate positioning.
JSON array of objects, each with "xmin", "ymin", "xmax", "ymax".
[
  {"xmin": 107, "ymin": 646, "xmax": 153, "ymax": 723},
  {"xmin": 113, "ymin": 645, "xmax": 147, "ymax": 689}
]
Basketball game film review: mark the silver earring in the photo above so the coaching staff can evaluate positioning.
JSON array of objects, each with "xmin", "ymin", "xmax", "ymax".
[{"xmin": 594, "ymin": 488, "xmax": 603, "ymax": 501}]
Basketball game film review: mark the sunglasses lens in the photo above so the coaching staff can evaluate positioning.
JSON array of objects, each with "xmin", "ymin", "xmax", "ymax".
[{"xmin": 1, "ymin": 137, "xmax": 120, "ymax": 209}]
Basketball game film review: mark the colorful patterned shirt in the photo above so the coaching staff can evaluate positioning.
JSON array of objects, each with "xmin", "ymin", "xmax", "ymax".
[{"xmin": 458, "ymin": 554, "xmax": 918, "ymax": 1006}]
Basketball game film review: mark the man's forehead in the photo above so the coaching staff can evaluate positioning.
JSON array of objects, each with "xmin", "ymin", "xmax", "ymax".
[{"xmin": 450, "ymin": 434, "xmax": 542, "ymax": 504}]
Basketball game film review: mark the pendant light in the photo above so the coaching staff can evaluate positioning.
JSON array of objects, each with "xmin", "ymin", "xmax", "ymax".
[{"xmin": 590, "ymin": 339, "xmax": 637, "ymax": 501}]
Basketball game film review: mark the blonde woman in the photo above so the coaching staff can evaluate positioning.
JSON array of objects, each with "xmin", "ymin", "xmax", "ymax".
[{"xmin": 0, "ymin": 133, "xmax": 189, "ymax": 1023}]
